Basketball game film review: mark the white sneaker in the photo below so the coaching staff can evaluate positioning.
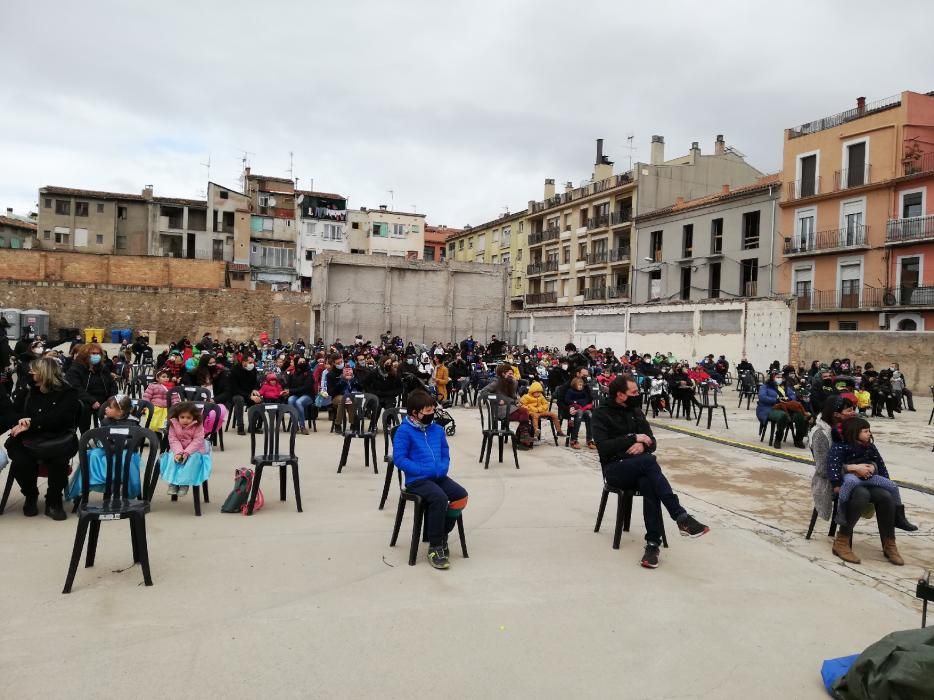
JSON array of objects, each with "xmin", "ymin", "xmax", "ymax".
[
  {"xmin": 177, "ymin": 485, "xmax": 189, "ymax": 496},
  {"xmin": 167, "ymin": 484, "xmax": 179, "ymax": 496}
]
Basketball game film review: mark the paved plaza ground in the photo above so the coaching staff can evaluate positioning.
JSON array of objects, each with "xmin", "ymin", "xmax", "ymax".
[{"xmin": 1, "ymin": 385, "xmax": 931, "ymax": 699}]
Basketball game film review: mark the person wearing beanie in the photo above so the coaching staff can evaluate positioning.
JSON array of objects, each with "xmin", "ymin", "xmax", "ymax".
[{"xmin": 519, "ymin": 381, "xmax": 564, "ymax": 440}]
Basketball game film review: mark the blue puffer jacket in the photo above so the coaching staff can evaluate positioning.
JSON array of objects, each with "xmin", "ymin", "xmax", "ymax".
[
  {"xmin": 756, "ymin": 383, "xmax": 797, "ymax": 424},
  {"xmin": 392, "ymin": 418, "xmax": 450, "ymax": 485}
]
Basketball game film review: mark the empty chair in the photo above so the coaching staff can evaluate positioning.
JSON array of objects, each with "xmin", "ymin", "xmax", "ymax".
[
  {"xmin": 478, "ymin": 394, "xmax": 519, "ymax": 470},
  {"xmin": 693, "ymin": 383, "xmax": 729, "ymax": 430},
  {"xmin": 337, "ymin": 393, "xmax": 379, "ymax": 474},
  {"xmin": 737, "ymin": 371, "xmax": 758, "ymax": 409},
  {"xmin": 245, "ymin": 404, "xmax": 302, "ymax": 515},
  {"xmin": 63, "ymin": 424, "xmax": 160, "ymax": 593}
]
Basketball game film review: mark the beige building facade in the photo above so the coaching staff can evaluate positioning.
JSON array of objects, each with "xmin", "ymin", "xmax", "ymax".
[
  {"xmin": 346, "ymin": 206, "xmax": 426, "ymax": 259},
  {"xmin": 447, "ymin": 209, "xmax": 528, "ymax": 305},
  {"xmin": 37, "ymin": 186, "xmax": 151, "ymax": 256}
]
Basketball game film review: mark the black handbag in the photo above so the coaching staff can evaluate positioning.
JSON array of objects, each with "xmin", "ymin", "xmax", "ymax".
[{"xmin": 22, "ymin": 431, "xmax": 79, "ymax": 461}]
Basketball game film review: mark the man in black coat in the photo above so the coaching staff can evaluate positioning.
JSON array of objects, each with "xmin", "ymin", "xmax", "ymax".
[
  {"xmin": 591, "ymin": 374, "xmax": 709, "ymax": 569},
  {"xmin": 225, "ymin": 356, "xmax": 261, "ymax": 434}
]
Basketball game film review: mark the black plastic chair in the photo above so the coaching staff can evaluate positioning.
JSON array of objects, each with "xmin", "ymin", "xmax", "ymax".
[
  {"xmin": 337, "ymin": 393, "xmax": 379, "ymax": 474},
  {"xmin": 594, "ymin": 463, "xmax": 669, "ymax": 550},
  {"xmin": 737, "ymin": 372, "xmax": 758, "ymax": 409},
  {"xmin": 806, "ymin": 497, "xmax": 839, "ymax": 540},
  {"xmin": 758, "ymin": 414, "xmax": 796, "ymax": 450},
  {"xmin": 381, "ymin": 407, "xmax": 407, "ymax": 463},
  {"xmin": 379, "ymin": 424, "xmax": 403, "ymax": 510},
  {"xmin": 928, "ymin": 385, "xmax": 933, "ymax": 426},
  {"xmin": 478, "ymin": 394, "xmax": 519, "ymax": 470},
  {"xmin": 693, "ymin": 383, "xmax": 729, "ymax": 429},
  {"xmin": 96, "ymin": 397, "xmax": 156, "ymax": 430},
  {"xmin": 245, "ymin": 404, "xmax": 302, "ymax": 515},
  {"xmin": 166, "ymin": 385, "xmax": 211, "ymax": 408},
  {"xmin": 63, "ymin": 424, "xmax": 160, "ymax": 593},
  {"xmin": 389, "ymin": 474, "xmax": 468, "ymax": 566}
]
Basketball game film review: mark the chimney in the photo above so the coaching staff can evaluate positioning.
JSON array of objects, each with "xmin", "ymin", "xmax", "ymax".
[
  {"xmin": 596, "ymin": 138, "xmax": 604, "ymax": 165},
  {"xmin": 5, "ymin": 207, "xmax": 12, "ymax": 216},
  {"xmin": 650, "ymin": 135, "xmax": 665, "ymax": 165},
  {"xmin": 721, "ymin": 184, "xmax": 730, "ymax": 194},
  {"xmin": 142, "ymin": 186, "xmax": 153, "ymax": 200},
  {"xmin": 244, "ymin": 166, "xmax": 251, "ymax": 177},
  {"xmin": 544, "ymin": 178, "xmax": 556, "ymax": 199},
  {"xmin": 691, "ymin": 141, "xmax": 700, "ymax": 153},
  {"xmin": 565, "ymin": 181, "xmax": 574, "ymax": 192},
  {"xmin": 714, "ymin": 134, "xmax": 725, "ymax": 156},
  {"xmin": 379, "ymin": 204, "xmax": 388, "ymax": 211},
  {"xmin": 856, "ymin": 96, "xmax": 866, "ymax": 114}
]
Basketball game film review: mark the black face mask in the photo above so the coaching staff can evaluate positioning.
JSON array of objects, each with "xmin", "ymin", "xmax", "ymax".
[
  {"xmin": 418, "ymin": 412, "xmax": 434, "ymax": 426},
  {"xmin": 625, "ymin": 394, "xmax": 641, "ymax": 409}
]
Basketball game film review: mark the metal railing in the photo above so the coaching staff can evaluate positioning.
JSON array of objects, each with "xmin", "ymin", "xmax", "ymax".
[
  {"xmin": 743, "ymin": 281, "xmax": 758, "ymax": 297},
  {"xmin": 528, "ymin": 227, "xmax": 560, "ymax": 246},
  {"xmin": 526, "ymin": 260, "xmax": 558, "ymax": 275},
  {"xmin": 788, "ymin": 95, "xmax": 901, "ymax": 138},
  {"xmin": 525, "ymin": 291, "xmax": 557, "ymax": 305},
  {"xmin": 783, "ymin": 225, "xmax": 868, "ymax": 255},
  {"xmin": 786, "ymin": 177, "xmax": 821, "ymax": 200},
  {"xmin": 607, "ymin": 284, "xmax": 629, "ymax": 299},
  {"xmin": 609, "ymin": 246, "xmax": 631, "ymax": 262},
  {"xmin": 587, "ymin": 214, "xmax": 609, "ymax": 230},
  {"xmin": 610, "ymin": 209, "xmax": 632, "ymax": 226},
  {"xmin": 903, "ymin": 150, "xmax": 934, "ymax": 176},
  {"xmin": 587, "ymin": 250, "xmax": 608, "ymax": 265},
  {"xmin": 886, "ymin": 214, "xmax": 934, "ymax": 243},
  {"xmin": 833, "ymin": 165, "xmax": 871, "ymax": 191},
  {"xmin": 794, "ymin": 286, "xmax": 934, "ymax": 310},
  {"xmin": 583, "ymin": 287, "xmax": 607, "ymax": 301}
]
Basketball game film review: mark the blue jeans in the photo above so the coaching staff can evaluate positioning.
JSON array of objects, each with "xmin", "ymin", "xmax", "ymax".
[{"xmin": 287, "ymin": 394, "xmax": 314, "ymax": 428}]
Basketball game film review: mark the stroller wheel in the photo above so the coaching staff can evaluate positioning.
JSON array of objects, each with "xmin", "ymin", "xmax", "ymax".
[{"xmin": 445, "ymin": 424, "xmax": 456, "ymax": 436}]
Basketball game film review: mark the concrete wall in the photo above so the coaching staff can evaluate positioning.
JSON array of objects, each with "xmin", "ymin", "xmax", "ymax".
[
  {"xmin": 797, "ymin": 331, "xmax": 934, "ymax": 389},
  {"xmin": 0, "ymin": 279, "xmax": 311, "ymax": 343},
  {"xmin": 509, "ymin": 297, "xmax": 794, "ymax": 370},
  {"xmin": 311, "ymin": 253, "xmax": 508, "ymax": 343}
]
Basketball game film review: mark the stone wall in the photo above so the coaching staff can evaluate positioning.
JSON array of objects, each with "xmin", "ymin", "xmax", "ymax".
[{"xmin": 797, "ymin": 331, "xmax": 934, "ymax": 389}]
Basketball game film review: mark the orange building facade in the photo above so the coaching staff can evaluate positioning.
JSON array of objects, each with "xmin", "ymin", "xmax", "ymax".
[
  {"xmin": 777, "ymin": 90, "xmax": 934, "ymax": 332},
  {"xmin": 423, "ymin": 224, "xmax": 460, "ymax": 261}
]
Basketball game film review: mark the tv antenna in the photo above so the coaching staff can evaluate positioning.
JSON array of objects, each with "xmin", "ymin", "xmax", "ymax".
[
  {"xmin": 199, "ymin": 154, "xmax": 211, "ymax": 197},
  {"xmin": 625, "ymin": 133, "xmax": 636, "ymax": 171},
  {"xmin": 387, "ymin": 189, "xmax": 394, "ymax": 210},
  {"xmin": 288, "ymin": 151, "xmax": 294, "ymax": 181}
]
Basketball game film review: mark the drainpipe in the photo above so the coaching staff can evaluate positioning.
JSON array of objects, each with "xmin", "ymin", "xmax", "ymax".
[{"xmin": 768, "ymin": 185, "xmax": 776, "ymax": 296}]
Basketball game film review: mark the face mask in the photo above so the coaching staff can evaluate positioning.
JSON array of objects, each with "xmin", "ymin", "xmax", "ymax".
[
  {"xmin": 418, "ymin": 413, "xmax": 434, "ymax": 426},
  {"xmin": 775, "ymin": 378, "xmax": 783, "ymax": 385},
  {"xmin": 823, "ymin": 378, "xmax": 833, "ymax": 386},
  {"xmin": 561, "ymin": 364, "xmax": 568, "ymax": 371},
  {"xmin": 245, "ymin": 363, "xmax": 255, "ymax": 371},
  {"xmin": 335, "ymin": 363, "xmax": 344, "ymax": 370},
  {"xmin": 90, "ymin": 354, "xmax": 102, "ymax": 365}
]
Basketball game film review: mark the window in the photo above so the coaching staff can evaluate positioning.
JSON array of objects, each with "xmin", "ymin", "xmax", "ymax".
[
  {"xmin": 578, "ymin": 242, "xmax": 587, "ymax": 260},
  {"xmin": 96, "ymin": 202, "xmax": 104, "ymax": 213},
  {"xmin": 116, "ymin": 235, "xmax": 127, "ymax": 249},
  {"xmin": 95, "ymin": 234, "xmax": 103, "ymax": 244},
  {"xmin": 251, "ymin": 244, "xmax": 295, "ymax": 269},
  {"xmin": 491, "ymin": 255, "xmax": 499, "ymax": 264},
  {"xmin": 54, "ymin": 230, "xmax": 70, "ymax": 244},
  {"xmin": 742, "ymin": 210, "xmax": 760, "ymax": 249},
  {"xmin": 842, "ymin": 202, "xmax": 863, "ymax": 245},
  {"xmin": 799, "ymin": 153, "xmax": 818, "ymax": 197},
  {"xmin": 794, "ymin": 267, "xmax": 813, "ymax": 310},
  {"xmin": 897, "ymin": 256, "xmax": 921, "ymax": 304},
  {"xmin": 259, "ymin": 195, "xmax": 270, "ymax": 207},
  {"xmin": 650, "ymin": 230, "xmax": 663, "ymax": 262},
  {"xmin": 897, "ymin": 318, "xmax": 918, "ymax": 331},
  {"xmin": 458, "ymin": 240, "xmax": 464, "ymax": 250},
  {"xmin": 797, "ymin": 320, "xmax": 830, "ymax": 331},
  {"xmin": 649, "ymin": 269, "xmax": 662, "ymax": 300},
  {"xmin": 844, "ymin": 141, "xmax": 867, "ymax": 188},
  {"xmin": 501, "ymin": 225, "xmax": 511, "ymax": 247},
  {"xmin": 424, "ymin": 246, "xmax": 435, "ymax": 261},
  {"xmin": 219, "ymin": 191, "xmax": 229, "ymax": 200},
  {"xmin": 477, "ymin": 236, "xmax": 486, "ymax": 252},
  {"xmin": 519, "ymin": 221, "xmax": 524, "ymax": 232},
  {"xmin": 322, "ymin": 224, "xmax": 342, "ymax": 241},
  {"xmin": 372, "ymin": 222, "xmax": 388, "ymax": 237},
  {"xmin": 75, "ymin": 201, "xmax": 89, "ymax": 217},
  {"xmin": 796, "ymin": 211, "xmax": 816, "ymax": 250},
  {"xmin": 741, "ymin": 258, "xmax": 758, "ymax": 296},
  {"xmin": 43, "ymin": 198, "xmax": 51, "ymax": 208},
  {"xmin": 55, "ymin": 200, "xmax": 70, "ymax": 215},
  {"xmin": 839, "ymin": 321, "xmax": 858, "ymax": 331},
  {"xmin": 709, "ymin": 262, "xmax": 721, "ymax": 299},
  {"xmin": 305, "ymin": 250, "xmax": 315, "ymax": 261},
  {"xmin": 579, "ymin": 209, "xmax": 588, "ymax": 228},
  {"xmin": 392, "ymin": 223, "xmax": 406, "ymax": 237},
  {"xmin": 262, "ymin": 217, "xmax": 273, "ymax": 232},
  {"xmin": 577, "ymin": 276, "xmax": 587, "ymax": 295},
  {"xmin": 680, "ymin": 267, "xmax": 691, "ymax": 300},
  {"xmin": 516, "ymin": 248, "xmax": 522, "ymax": 261},
  {"xmin": 502, "ymin": 253, "xmax": 510, "ymax": 266},
  {"xmin": 682, "ymin": 224, "xmax": 693, "ymax": 257},
  {"xmin": 448, "ymin": 243, "xmax": 455, "ymax": 255},
  {"xmin": 118, "ymin": 206, "xmax": 127, "ymax": 220},
  {"xmin": 43, "ymin": 230, "xmax": 51, "ymax": 240},
  {"xmin": 711, "ymin": 218, "xmax": 723, "ymax": 254},
  {"xmin": 902, "ymin": 192, "xmax": 923, "ymax": 219},
  {"xmin": 352, "ymin": 221, "xmax": 360, "ymax": 229},
  {"xmin": 839, "ymin": 262, "xmax": 861, "ymax": 307},
  {"xmin": 492, "ymin": 229, "xmax": 500, "ymax": 245},
  {"xmin": 563, "ymin": 214, "xmax": 571, "ymax": 231},
  {"xmin": 563, "ymin": 245, "xmax": 570, "ymax": 264},
  {"xmin": 468, "ymin": 239, "xmax": 473, "ymax": 249}
]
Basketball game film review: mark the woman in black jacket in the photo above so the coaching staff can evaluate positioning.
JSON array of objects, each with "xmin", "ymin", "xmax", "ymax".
[
  {"xmin": 5, "ymin": 357, "xmax": 80, "ymax": 520},
  {"xmin": 286, "ymin": 358, "xmax": 316, "ymax": 434},
  {"xmin": 365, "ymin": 358, "xmax": 404, "ymax": 418},
  {"xmin": 65, "ymin": 343, "xmax": 117, "ymax": 431}
]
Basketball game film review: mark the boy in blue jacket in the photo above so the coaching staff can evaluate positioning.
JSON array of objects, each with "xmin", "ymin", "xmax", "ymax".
[{"xmin": 392, "ymin": 389, "xmax": 467, "ymax": 570}]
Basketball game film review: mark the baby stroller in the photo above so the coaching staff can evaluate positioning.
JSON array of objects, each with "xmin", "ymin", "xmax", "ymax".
[{"xmin": 401, "ymin": 374, "xmax": 457, "ymax": 436}]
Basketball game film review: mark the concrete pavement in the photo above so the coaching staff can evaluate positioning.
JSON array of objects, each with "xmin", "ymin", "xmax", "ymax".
[{"xmin": 0, "ymin": 397, "xmax": 930, "ymax": 699}]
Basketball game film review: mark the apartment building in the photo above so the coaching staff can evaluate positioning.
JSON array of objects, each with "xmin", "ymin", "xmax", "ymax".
[
  {"xmin": 424, "ymin": 224, "xmax": 460, "ymax": 261},
  {"xmin": 447, "ymin": 210, "xmax": 527, "ymax": 305},
  {"xmin": 521, "ymin": 137, "xmax": 762, "ymax": 310},
  {"xmin": 632, "ymin": 175, "xmax": 781, "ymax": 303},
  {"xmin": 37, "ymin": 186, "xmax": 151, "ymax": 256},
  {"xmin": 243, "ymin": 168, "xmax": 299, "ymax": 290},
  {"xmin": 0, "ymin": 209, "xmax": 37, "ymax": 249},
  {"xmin": 147, "ymin": 197, "xmax": 210, "ymax": 259},
  {"xmin": 206, "ymin": 182, "xmax": 252, "ymax": 287},
  {"xmin": 777, "ymin": 90, "xmax": 934, "ymax": 332},
  {"xmin": 346, "ymin": 206, "xmax": 426, "ymax": 259},
  {"xmin": 296, "ymin": 190, "xmax": 348, "ymax": 290}
]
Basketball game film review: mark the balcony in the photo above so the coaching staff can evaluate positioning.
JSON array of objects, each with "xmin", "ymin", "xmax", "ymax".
[
  {"xmin": 833, "ymin": 165, "xmax": 871, "ymax": 191},
  {"xmin": 797, "ymin": 286, "xmax": 934, "ymax": 311},
  {"xmin": 527, "ymin": 260, "xmax": 559, "ymax": 276},
  {"xmin": 610, "ymin": 209, "xmax": 632, "ymax": 226},
  {"xmin": 783, "ymin": 225, "xmax": 869, "ymax": 256},
  {"xmin": 525, "ymin": 291, "xmax": 557, "ymax": 306},
  {"xmin": 607, "ymin": 284, "xmax": 629, "ymax": 299},
  {"xmin": 886, "ymin": 214, "xmax": 934, "ymax": 245},
  {"xmin": 529, "ymin": 227, "xmax": 560, "ymax": 246},
  {"xmin": 903, "ymin": 150, "xmax": 934, "ymax": 176},
  {"xmin": 587, "ymin": 250, "xmax": 608, "ymax": 265},
  {"xmin": 587, "ymin": 214, "xmax": 609, "ymax": 230},
  {"xmin": 583, "ymin": 287, "xmax": 607, "ymax": 301},
  {"xmin": 742, "ymin": 281, "xmax": 758, "ymax": 297},
  {"xmin": 609, "ymin": 246, "xmax": 631, "ymax": 263},
  {"xmin": 786, "ymin": 176, "xmax": 821, "ymax": 200},
  {"xmin": 787, "ymin": 95, "xmax": 901, "ymax": 138}
]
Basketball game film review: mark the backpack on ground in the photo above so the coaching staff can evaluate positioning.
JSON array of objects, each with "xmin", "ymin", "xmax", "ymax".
[
  {"xmin": 221, "ymin": 467, "xmax": 264, "ymax": 515},
  {"xmin": 515, "ymin": 421, "xmax": 535, "ymax": 450}
]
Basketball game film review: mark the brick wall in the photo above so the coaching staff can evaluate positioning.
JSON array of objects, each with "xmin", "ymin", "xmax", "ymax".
[
  {"xmin": 0, "ymin": 249, "xmax": 225, "ymax": 289},
  {"xmin": 0, "ymin": 280, "xmax": 311, "ymax": 343}
]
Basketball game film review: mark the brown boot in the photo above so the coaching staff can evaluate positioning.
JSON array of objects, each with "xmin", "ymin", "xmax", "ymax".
[
  {"xmin": 832, "ymin": 532, "xmax": 860, "ymax": 564},
  {"xmin": 882, "ymin": 538, "xmax": 904, "ymax": 566}
]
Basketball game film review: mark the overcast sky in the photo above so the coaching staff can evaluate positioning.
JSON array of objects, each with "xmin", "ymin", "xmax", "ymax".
[{"xmin": 2, "ymin": 0, "xmax": 933, "ymax": 227}]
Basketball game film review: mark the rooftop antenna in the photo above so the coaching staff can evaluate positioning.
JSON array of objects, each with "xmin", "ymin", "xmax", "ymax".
[
  {"xmin": 288, "ymin": 151, "xmax": 294, "ymax": 180},
  {"xmin": 199, "ymin": 154, "xmax": 211, "ymax": 197},
  {"xmin": 412, "ymin": 204, "xmax": 417, "ymax": 213},
  {"xmin": 238, "ymin": 149, "xmax": 255, "ymax": 191},
  {"xmin": 387, "ymin": 189, "xmax": 394, "ymax": 210},
  {"xmin": 503, "ymin": 205, "xmax": 510, "ymax": 216},
  {"xmin": 625, "ymin": 133, "xmax": 636, "ymax": 170}
]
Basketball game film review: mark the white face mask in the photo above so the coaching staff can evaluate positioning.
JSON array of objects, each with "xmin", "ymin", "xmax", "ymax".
[{"xmin": 775, "ymin": 378, "xmax": 783, "ymax": 385}]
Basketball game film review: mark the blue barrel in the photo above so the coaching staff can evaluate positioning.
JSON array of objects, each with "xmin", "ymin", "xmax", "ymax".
[
  {"xmin": 110, "ymin": 329, "xmax": 123, "ymax": 343},
  {"xmin": 120, "ymin": 328, "xmax": 133, "ymax": 342}
]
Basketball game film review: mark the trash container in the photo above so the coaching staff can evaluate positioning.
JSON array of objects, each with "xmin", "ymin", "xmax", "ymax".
[
  {"xmin": 120, "ymin": 329, "xmax": 133, "ymax": 343},
  {"xmin": 84, "ymin": 328, "xmax": 105, "ymax": 344}
]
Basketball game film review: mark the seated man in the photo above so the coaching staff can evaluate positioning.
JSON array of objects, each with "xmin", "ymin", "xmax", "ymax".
[
  {"xmin": 392, "ymin": 390, "xmax": 468, "ymax": 570},
  {"xmin": 592, "ymin": 375, "xmax": 709, "ymax": 569}
]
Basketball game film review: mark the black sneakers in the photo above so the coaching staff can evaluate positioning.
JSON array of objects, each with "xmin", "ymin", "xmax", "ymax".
[
  {"xmin": 427, "ymin": 546, "xmax": 450, "ymax": 570},
  {"xmin": 441, "ymin": 535, "xmax": 450, "ymax": 559},
  {"xmin": 677, "ymin": 514, "xmax": 710, "ymax": 538},
  {"xmin": 641, "ymin": 544, "xmax": 660, "ymax": 569}
]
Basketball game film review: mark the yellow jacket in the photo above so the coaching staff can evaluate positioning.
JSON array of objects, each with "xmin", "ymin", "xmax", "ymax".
[
  {"xmin": 519, "ymin": 381, "xmax": 550, "ymax": 413},
  {"xmin": 434, "ymin": 363, "xmax": 449, "ymax": 386}
]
